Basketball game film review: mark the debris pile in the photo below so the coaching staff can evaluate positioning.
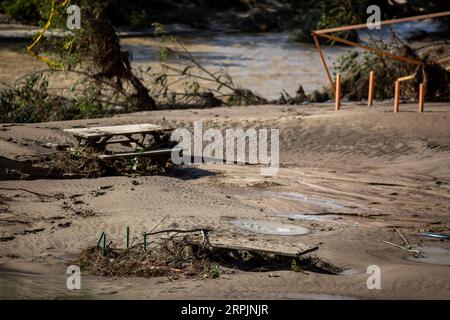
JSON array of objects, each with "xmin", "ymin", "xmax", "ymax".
[
  {"xmin": 1, "ymin": 124, "xmax": 177, "ymax": 180},
  {"xmin": 73, "ymin": 230, "xmax": 342, "ymax": 279}
]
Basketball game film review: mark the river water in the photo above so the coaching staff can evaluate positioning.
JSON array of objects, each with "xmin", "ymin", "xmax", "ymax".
[
  {"xmin": 121, "ymin": 17, "xmax": 445, "ymax": 101},
  {"xmin": 122, "ymin": 33, "xmax": 348, "ymax": 100}
]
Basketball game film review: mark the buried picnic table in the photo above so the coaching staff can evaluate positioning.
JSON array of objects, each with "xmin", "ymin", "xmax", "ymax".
[{"xmin": 64, "ymin": 123, "xmax": 180, "ymax": 159}]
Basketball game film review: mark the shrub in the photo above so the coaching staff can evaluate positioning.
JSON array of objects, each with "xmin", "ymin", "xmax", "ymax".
[
  {"xmin": 0, "ymin": 74, "xmax": 112, "ymax": 123},
  {"xmin": 2, "ymin": 0, "xmax": 40, "ymax": 24}
]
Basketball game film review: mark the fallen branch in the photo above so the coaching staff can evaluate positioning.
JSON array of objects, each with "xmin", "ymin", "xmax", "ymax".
[
  {"xmin": 391, "ymin": 224, "xmax": 411, "ymax": 249},
  {"xmin": 144, "ymin": 228, "xmax": 213, "ymax": 237},
  {"xmin": 383, "ymin": 240, "xmax": 421, "ymax": 257},
  {"xmin": 206, "ymin": 242, "xmax": 318, "ymax": 258},
  {"xmin": 307, "ymin": 212, "xmax": 384, "ymax": 218},
  {"xmin": 297, "ymin": 245, "xmax": 321, "ymax": 257},
  {"xmin": 0, "ymin": 187, "xmax": 62, "ymax": 199}
]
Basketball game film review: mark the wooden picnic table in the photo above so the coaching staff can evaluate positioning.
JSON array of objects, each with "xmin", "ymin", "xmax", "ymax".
[
  {"xmin": 64, "ymin": 124, "xmax": 179, "ymax": 159},
  {"xmin": 65, "ymin": 123, "xmax": 168, "ymax": 148}
]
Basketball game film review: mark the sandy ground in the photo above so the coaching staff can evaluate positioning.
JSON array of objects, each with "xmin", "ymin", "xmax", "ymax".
[
  {"xmin": 1, "ymin": 101, "xmax": 450, "ymax": 300},
  {"xmin": 0, "ymin": 36, "xmax": 449, "ymax": 300}
]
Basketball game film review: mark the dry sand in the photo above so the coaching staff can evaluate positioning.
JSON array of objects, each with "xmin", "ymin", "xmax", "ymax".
[{"xmin": 1, "ymin": 102, "xmax": 450, "ymax": 299}]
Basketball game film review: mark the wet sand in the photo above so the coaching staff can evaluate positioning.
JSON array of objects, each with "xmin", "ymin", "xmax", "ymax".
[{"xmin": 1, "ymin": 102, "xmax": 450, "ymax": 299}]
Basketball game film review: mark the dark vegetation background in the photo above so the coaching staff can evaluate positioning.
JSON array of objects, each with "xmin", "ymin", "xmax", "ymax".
[{"xmin": 1, "ymin": 0, "xmax": 449, "ymax": 38}]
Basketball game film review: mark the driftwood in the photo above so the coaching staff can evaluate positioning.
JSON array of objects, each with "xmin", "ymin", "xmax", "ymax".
[
  {"xmin": 207, "ymin": 242, "xmax": 319, "ymax": 258},
  {"xmin": 383, "ymin": 240, "xmax": 421, "ymax": 257},
  {"xmin": 64, "ymin": 124, "xmax": 165, "ymax": 140},
  {"xmin": 98, "ymin": 148, "xmax": 182, "ymax": 160},
  {"xmin": 198, "ymin": 241, "xmax": 340, "ymax": 274},
  {"xmin": 392, "ymin": 224, "xmax": 411, "ymax": 249},
  {"xmin": 383, "ymin": 225, "xmax": 421, "ymax": 257},
  {"xmin": 143, "ymin": 227, "xmax": 319, "ymax": 259},
  {"xmin": 307, "ymin": 212, "xmax": 386, "ymax": 218},
  {"xmin": 0, "ymin": 187, "xmax": 62, "ymax": 199},
  {"xmin": 143, "ymin": 228, "xmax": 213, "ymax": 237}
]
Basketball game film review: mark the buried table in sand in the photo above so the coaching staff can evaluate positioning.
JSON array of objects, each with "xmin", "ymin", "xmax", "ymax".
[{"xmin": 64, "ymin": 123, "xmax": 180, "ymax": 159}]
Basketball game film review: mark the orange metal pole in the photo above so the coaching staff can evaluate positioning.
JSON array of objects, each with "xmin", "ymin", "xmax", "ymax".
[
  {"xmin": 312, "ymin": 33, "xmax": 335, "ymax": 91},
  {"xmin": 436, "ymin": 56, "xmax": 450, "ymax": 64},
  {"xmin": 368, "ymin": 71, "xmax": 375, "ymax": 107},
  {"xmin": 317, "ymin": 33, "xmax": 422, "ymax": 66},
  {"xmin": 312, "ymin": 12, "xmax": 450, "ymax": 91},
  {"xmin": 335, "ymin": 73, "xmax": 341, "ymax": 111},
  {"xmin": 394, "ymin": 81, "xmax": 400, "ymax": 113},
  {"xmin": 419, "ymin": 83, "xmax": 425, "ymax": 113},
  {"xmin": 314, "ymin": 11, "xmax": 450, "ymax": 35}
]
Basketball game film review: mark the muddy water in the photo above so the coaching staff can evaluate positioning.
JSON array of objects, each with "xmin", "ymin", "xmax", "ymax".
[
  {"xmin": 407, "ymin": 246, "xmax": 450, "ymax": 266},
  {"xmin": 273, "ymin": 192, "xmax": 348, "ymax": 210},
  {"xmin": 121, "ymin": 33, "xmax": 347, "ymax": 100},
  {"xmin": 229, "ymin": 218, "xmax": 311, "ymax": 236}
]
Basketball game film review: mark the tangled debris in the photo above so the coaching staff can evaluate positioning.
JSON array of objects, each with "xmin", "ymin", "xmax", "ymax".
[
  {"xmin": 0, "ymin": 150, "xmax": 173, "ymax": 180},
  {"xmin": 1, "ymin": 128, "xmax": 177, "ymax": 180},
  {"xmin": 73, "ymin": 231, "xmax": 342, "ymax": 279},
  {"xmin": 383, "ymin": 225, "xmax": 422, "ymax": 257},
  {"xmin": 44, "ymin": 146, "xmax": 174, "ymax": 178},
  {"xmin": 74, "ymin": 238, "xmax": 217, "ymax": 278}
]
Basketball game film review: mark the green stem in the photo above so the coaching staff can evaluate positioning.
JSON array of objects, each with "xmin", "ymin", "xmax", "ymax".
[{"xmin": 126, "ymin": 226, "xmax": 130, "ymax": 249}]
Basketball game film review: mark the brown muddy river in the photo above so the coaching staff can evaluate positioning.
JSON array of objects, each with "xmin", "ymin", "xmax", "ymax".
[{"xmin": 122, "ymin": 33, "xmax": 348, "ymax": 100}]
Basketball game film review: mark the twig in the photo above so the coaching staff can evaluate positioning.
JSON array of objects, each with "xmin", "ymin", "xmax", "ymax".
[
  {"xmin": 297, "ymin": 245, "xmax": 320, "ymax": 257},
  {"xmin": 159, "ymin": 63, "xmax": 227, "ymax": 86},
  {"xmin": 127, "ymin": 215, "xmax": 170, "ymax": 250},
  {"xmin": 383, "ymin": 240, "xmax": 421, "ymax": 257},
  {"xmin": 391, "ymin": 224, "xmax": 411, "ymax": 249},
  {"xmin": 144, "ymin": 228, "xmax": 213, "ymax": 237},
  {"xmin": 413, "ymin": 41, "xmax": 450, "ymax": 51},
  {"xmin": 169, "ymin": 42, "xmax": 237, "ymax": 92},
  {"xmin": 0, "ymin": 187, "xmax": 60, "ymax": 199},
  {"xmin": 152, "ymin": 33, "xmax": 260, "ymax": 105},
  {"xmin": 148, "ymin": 215, "xmax": 170, "ymax": 234}
]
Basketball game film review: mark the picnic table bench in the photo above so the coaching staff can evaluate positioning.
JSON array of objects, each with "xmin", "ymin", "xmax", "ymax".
[{"xmin": 64, "ymin": 124, "xmax": 181, "ymax": 160}]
